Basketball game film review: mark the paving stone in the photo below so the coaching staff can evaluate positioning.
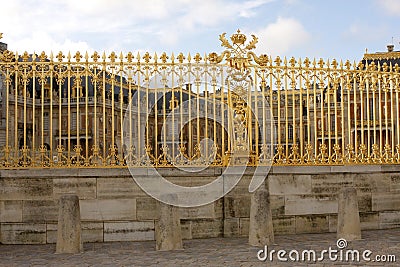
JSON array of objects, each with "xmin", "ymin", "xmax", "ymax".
[{"xmin": 0, "ymin": 228, "xmax": 393, "ymax": 266}]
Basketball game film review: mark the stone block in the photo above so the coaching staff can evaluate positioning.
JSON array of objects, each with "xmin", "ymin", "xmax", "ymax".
[
  {"xmin": 380, "ymin": 165, "xmax": 400, "ymax": 172},
  {"xmin": 190, "ymin": 176, "xmax": 220, "ymax": 187},
  {"xmin": 191, "ymin": 219, "xmax": 223, "ymax": 238},
  {"xmin": 390, "ymin": 175, "xmax": 400, "ymax": 192},
  {"xmin": 270, "ymin": 195, "xmax": 284, "ymax": 216},
  {"xmin": 360, "ymin": 212, "xmax": 379, "ymax": 230},
  {"xmin": 285, "ymin": 195, "xmax": 337, "ymax": 215},
  {"xmin": 311, "ymin": 174, "xmax": 352, "ymax": 194},
  {"xmin": 97, "ymin": 178, "xmax": 146, "ymax": 199},
  {"xmin": 271, "ymin": 166, "xmax": 331, "ymax": 174},
  {"xmin": 272, "ymin": 216, "xmax": 296, "ymax": 234},
  {"xmin": 136, "ymin": 197, "xmax": 157, "ymax": 220},
  {"xmin": 239, "ymin": 218, "xmax": 250, "ymax": 236},
  {"xmin": 213, "ymin": 199, "xmax": 224, "ymax": 219},
  {"xmin": 330, "ymin": 165, "xmax": 382, "ymax": 173},
  {"xmin": 157, "ymin": 167, "xmax": 215, "ymax": 178},
  {"xmin": 161, "ymin": 176, "xmax": 192, "ymax": 187},
  {"xmin": 223, "ymin": 218, "xmax": 239, "ymax": 237},
  {"xmin": 80, "ymin": 199, "xmax": 136, "ymax": 221},
  {"xmin": 269, "ymin": 174, "xmax": 311, "ymax": 195},
  {"xmin": 47, "ymin": 222, "xmax": 103, "ymax": 243},
  {"xmin": 22, "ymin": 200, "xmax": 58, "ymax": 222},
  {"xmin": 79, "ymin": 168, "xmax": 135, "ymax": 177},
  {"xmin": 180, "ymin": 203, "xmax": 216, "ymax": 219},
  {"xmin": 379, "ymin": 211, "xmax": 400, "ymax": 229},
  {"xmin": 81, "ymin": 222, "xmax": 104, "ymax": 243},
  {"xmin": 328, "ymin": 215, "xmax": 337, "ymax": 233},
  {"xmin": 1, "ymin": 169, "xmax": 78, "ymax": 179},
  {"xmin": 0, "ymin": 200, "xmax": 22, "ymax": 222},
  {"xmin": 1, "ymin": 223, "xmax": 46, "ymax": 244},
  {"xmin": 295, "ymin": 215, "xmax": 329, "ymax": 233},
  {"xmin": 0, "ymin": 178, "xmax": 52, "ymax": 200},
  {"xmin": 357, "ymin": 194, "xmax": 372, "ymax": 212},
  {"xmin": 180, "ymin": 220, "xmax": 192, "ymax": 240},
  {"xmin": 104, "ymin": 221, "xmax": 154, "ymax": 242},
  {"xmin": 224, "ymin": 175, "xmax": 252, "ymax": 196},
  {"xmin": 53, "ymin": 178, "xmax": 96, "ymax": 200},
  {"xmin": 353, "ymin": 173, "xmax": 391, "ymax": 193},
  {"xmin": 224, "ymin": 195, "xmax": 251, "ymax": 218},
  {"xmin": 46, "ymin": 223, "xmax": 57, "ymax": 243},
  {"xmin": 372, "ymin": 193, "xmax": 400, "ymax": 211}
]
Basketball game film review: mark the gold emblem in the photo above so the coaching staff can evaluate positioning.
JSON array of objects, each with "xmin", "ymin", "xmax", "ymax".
[{"xmin": 209, "ymin": 29, "xmax": 268, "ymax": 69}]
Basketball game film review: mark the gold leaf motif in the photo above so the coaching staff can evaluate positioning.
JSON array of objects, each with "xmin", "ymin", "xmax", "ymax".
[
  {"xmin": 108, "ymin": 52, "xmax": 117, "ymax": 63},
  {"xmin": 125, "ymin": 52, "xmax": 134, "ymax": 63},
  {"xmin": 177, "ymin": 53, "xmax": 185, "ymax": 63},
  {"xmin": 160, "ymin": 52, "xmax": 168, "ymax": 63},
  {"xmin": 1, "ymin": 50, "xmax": 15, "ymax": 62},
  {"xmin": 39, "ymin": 51, "xmax": 47, "ymax": 62},
  {"xmin": 194, "ymin": 53, "xmax": 202, "ymax": 63},
  {"xmin": 91, "ymin": 51, "xmax": 100, "ymax": 62},
  {"xmin": 143, "ymin": 52, "xmax": 151, "ymax": 63},
  {"xmin": 244, "ymin": 34, "xmax": 258, "ymax": 50},
  {"xmin": 56, "ymin": 51, "xmax": 65, "ymax": 62},
  {"xmin": 74, "ymin": 51, "xmax": 82, "ymax": 62},
  {"xmin": 207, "ymin": 52, "xmax": 219, "ymax": 63},
  {"xmin": 22, "ymin": 51, "xmax": 30, "ymax": 62},
  {"xmin": 219, "ymin": 33, "xmax": 234, "ymax": 50}
]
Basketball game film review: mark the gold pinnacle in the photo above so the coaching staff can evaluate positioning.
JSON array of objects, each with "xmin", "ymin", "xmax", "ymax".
[{"xmin": 0, "ymin": 33, "xmax": 3, "ymax": 40}]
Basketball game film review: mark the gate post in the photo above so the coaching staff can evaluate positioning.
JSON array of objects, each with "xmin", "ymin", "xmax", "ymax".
[
  {"xmin": 337, "ymin": 187, "xmax": 361, "ymax": 241},
  {"xmin": 155, "ymin": 194, "xmax": 183, "ymax": 251},
  {"xmin": 56, "ymin": 194, "xmax": 83, "ymax": 254},
  {"xmin": 249, "ymin": 188, "xmax": 274, "ymax": 246}
]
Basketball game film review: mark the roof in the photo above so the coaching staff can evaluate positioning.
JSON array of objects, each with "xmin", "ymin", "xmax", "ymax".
[{"xmin": 362, "ymin": 49, "xmax": 400, "ymax": 67}]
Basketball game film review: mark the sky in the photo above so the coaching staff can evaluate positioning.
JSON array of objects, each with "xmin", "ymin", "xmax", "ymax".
[{"xmin": 0, "ymin": 0, "xmax": 399, "ymax": 62}]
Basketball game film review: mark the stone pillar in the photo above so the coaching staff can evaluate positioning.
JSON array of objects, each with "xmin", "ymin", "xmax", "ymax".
[
  {"xmin": 249, "ymin": 188, "xmax": 274, "ymax": 246},
  {"xmin": 155, "ymin": 194, "xmax": 183, "ymax": 251},
  {"xmin": 337, "ymin": 187, "xmax": 361, "ymax": 241},
  {"xmin": 56, "ymin": 194, "xmax": 83, "ymax": 254}
]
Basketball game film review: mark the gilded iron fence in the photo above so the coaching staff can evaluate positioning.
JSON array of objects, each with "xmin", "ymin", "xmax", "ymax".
[{"xmin": 0, "ymin": 30, "xmax": 399, "ymax": 169}]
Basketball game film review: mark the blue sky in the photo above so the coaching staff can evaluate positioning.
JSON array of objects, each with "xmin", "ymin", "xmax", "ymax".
[{"xmin": 1, "ymin": 0, "xmax": 399, "ymax": 62}]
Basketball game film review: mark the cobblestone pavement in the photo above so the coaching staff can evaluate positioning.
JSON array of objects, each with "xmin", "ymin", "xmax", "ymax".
[{"xmin": 1, "ymin": 229, "xmax": 399, "ymax": 266}]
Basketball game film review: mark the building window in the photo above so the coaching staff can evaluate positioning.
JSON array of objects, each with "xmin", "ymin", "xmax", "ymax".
[
  {"xmin": 44, "ymin": 112, "xmax": 49, "ymax": 130},
  {"xmin": 71, "ymin": 112, "xmax": 76, "ymax": 130},
  {"xmin": 288, "ymin": 124, "xmax": 293, "ymax": 140},
  {"xmin": 331, "ymin": 115, "xmax": 335, "ymax": 131},
  {"xmin": 369, "ymin": 99, "xmax": 374, "ymax": 120}
]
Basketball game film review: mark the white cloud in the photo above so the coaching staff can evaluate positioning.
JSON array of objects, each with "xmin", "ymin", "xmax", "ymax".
[
  {"xmin": 377, "ymin": 0, "xmax": 400, "ymax": 16},
  {"xmin": 343, "ymin": 22, "xmax": 388, "ymax": 44},
  {"xmin": 0, "ymin": 0, "xmax": 274, "ymax": 52},
  {"xmin": 163, "ymin": 0, "xmax": 275, "ymax": 43},
  {"xmin": 252, "ymin": 17, "xmax": 311, "ymax": 56},
  {"xmin": 7, "ymin": 32, "xmax": 93, "ymax": 54}
]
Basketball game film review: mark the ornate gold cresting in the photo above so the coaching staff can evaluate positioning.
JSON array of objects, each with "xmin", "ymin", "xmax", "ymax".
[
  {"xmin": 208, "ymin": 29, "xmax": 269, "ymax": 70},
  {"xmin": 209, "ymin": 30, "xmax": 271, "ymax": 165},
  {"xmin": 0, "ymin": 30, "xmax": 399, "ymax": 168}
]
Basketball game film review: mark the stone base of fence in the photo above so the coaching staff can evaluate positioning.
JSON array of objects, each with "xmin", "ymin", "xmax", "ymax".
[{"xmin": 0, "ymin": 166, "xmax": 399, "ymax": 244}]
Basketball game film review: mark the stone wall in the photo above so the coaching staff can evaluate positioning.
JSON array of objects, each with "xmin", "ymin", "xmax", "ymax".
[{"xmin": 0, "ymin": 165, "xmax": 399, "ymax": 244}]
